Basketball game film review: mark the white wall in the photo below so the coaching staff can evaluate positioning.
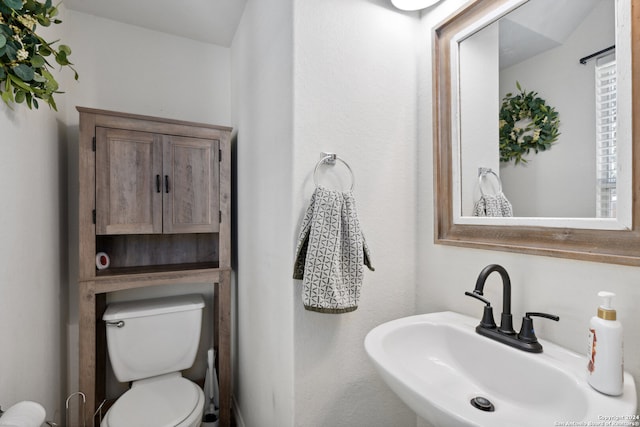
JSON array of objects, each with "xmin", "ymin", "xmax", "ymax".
[
  {"xmin": 419, "ymin": 1, "xmax": 640, "ymax": 420},
  {"xmin": 231, "ymin": 0, "xmax": 420, "ymax": 425},
  {"xmin": 63, "ymin": 11, "xmax": 231, "ymax": 125},
  {"xmin": 292, "ymin": 1, "xmax": 420, "ymax": 426},
  {"xmin": 230, "ymin": 0, "xmax": 295, "ymax": 425},
  {"xmin": 0, "ymin": 9, "xmax": 69, "ymax": 424},
  {"xmin": 459, "ymin": 22, "xmax": 501, "ymax": 215},
  {"xmin": 0, "ymin": 89, "xmax": 68, "ymax": 425}
]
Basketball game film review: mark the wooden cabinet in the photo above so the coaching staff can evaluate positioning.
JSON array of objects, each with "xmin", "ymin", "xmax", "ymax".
[
  {"xmin": 95, "ymin": 128, "xmax": 220, "ymax": 235},
  {"xmin": 162, "ymin": 134, "xmax": 220, "ymax": 234},
  {"xmin": 77, "ymin": 107, "xmax": 233, "ymax": 427},
  {"xmin": 95, "ymin": 128, "xmax": 162, "ymax": 235}
]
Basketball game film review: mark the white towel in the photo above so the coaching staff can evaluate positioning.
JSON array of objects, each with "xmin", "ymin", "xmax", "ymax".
[
  {"xmin": 293, "ymin": 186, "xmax": 374, "ymax": 313},
  {"xmin": 473, "ymin": 193, "xmax": 513, "ymax": 217}
]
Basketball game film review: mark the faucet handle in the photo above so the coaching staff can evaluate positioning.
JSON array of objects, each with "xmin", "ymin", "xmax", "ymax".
[
  {"xmin": 464, "ymin": 291, "xmax": 497, "ymax": 329},
  {"xmin": 464, "ymin": 291, "xmax": 491, "ymax": 305},
  {"xmin": 526, "ymin": 312, "xmax": 560, "ymax": 321},
  {"xmin": 517, "ymin": 312, "xmax": 560, "ymax": 343}
]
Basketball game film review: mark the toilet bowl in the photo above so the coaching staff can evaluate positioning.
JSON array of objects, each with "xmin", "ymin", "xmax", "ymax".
[
  {"xmin": 100, "ymin": 295, "xmax": 206, "ymax": 427},
  {"xmin": 100, "ymin": 373, "xmax": 204, "ymax": 427}
]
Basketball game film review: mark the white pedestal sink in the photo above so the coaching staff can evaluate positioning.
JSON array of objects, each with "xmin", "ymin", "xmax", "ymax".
[{"xmin": 365, "ymin": 311, "xmax": 637, "ymax": 427}]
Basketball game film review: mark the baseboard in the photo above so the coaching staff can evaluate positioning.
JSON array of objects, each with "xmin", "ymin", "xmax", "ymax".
[{"xmin": 232, "ymin": 395, "xmax": 246, "ymax": 427}]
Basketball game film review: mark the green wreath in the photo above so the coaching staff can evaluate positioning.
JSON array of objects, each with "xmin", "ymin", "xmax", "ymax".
[
  {"xmin": 0, "ymin": 0, "xmax": 78, "ymax": 110},
  {"xmin": 499, "ymin": 82, "xmax": 560, "ymax": 164}
]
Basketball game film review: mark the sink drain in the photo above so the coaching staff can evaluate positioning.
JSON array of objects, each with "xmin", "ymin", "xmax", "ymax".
[{"xmin": 470, "ymin": 396, "xmax": 495, "ymax": 412}]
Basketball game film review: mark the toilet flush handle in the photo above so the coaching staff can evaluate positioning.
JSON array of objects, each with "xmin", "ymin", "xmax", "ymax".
[{"xmin": 106, "ymin": 320, "xmax": 125, "ymax": 328}]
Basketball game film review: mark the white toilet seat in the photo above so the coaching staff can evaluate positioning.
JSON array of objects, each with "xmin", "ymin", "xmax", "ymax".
[{"xmin": 101, "ymin": 373, "xmax": 204, "ymax": 427}]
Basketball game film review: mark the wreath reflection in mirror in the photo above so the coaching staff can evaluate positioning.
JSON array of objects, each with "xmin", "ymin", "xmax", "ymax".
[{"xmin": 499, "ymin": 82, "xmax": 560, "ymax": 164}]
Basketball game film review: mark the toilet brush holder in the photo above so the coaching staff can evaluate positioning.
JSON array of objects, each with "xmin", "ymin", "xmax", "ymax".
[
  {"xmin": 202, "ymin": 409, "xmax": 219, "ymax": 427},
  {"xmin": 202, "ymin": 418, "xmax": 219, "ymax": 427},
  {"xmin": 202, "ymin": 363, "xmax": 219, "ymax": 427},
  {"xmin": 202, "ymin": 404, "xmax": 219, "ymax": 427}
]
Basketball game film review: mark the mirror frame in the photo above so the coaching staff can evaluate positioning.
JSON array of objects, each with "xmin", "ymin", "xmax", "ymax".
[{"xmin": 433, "ymin": 0, "xmax": 640, "ymax": 266}]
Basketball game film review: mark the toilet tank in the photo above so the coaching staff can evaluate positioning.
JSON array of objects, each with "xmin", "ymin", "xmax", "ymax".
[{"xmin": 103, "ymin": 294, "xmax": 205, "ymax": 382}]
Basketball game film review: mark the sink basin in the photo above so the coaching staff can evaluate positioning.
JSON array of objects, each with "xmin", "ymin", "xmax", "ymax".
[{"xmin": 365, "ymin": 311, "xmax": 637, "ymax": 427}]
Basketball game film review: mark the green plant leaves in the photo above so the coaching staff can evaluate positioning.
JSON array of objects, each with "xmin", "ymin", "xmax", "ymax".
[
  {"xmin": 0, "ymin": 0, "xmax": 78, "ymax": 110},
  {"xmin": 58, "ymin": 44, "xmax": 71, "ymax": 55},
  {"xmin": 38, "ymin": 44, "xmax": 51, "ymax": 56},
  {"xmin": 37, "ymin": 15, "xmax": 51, "ymax": 26},
  {"xmin": 30, "ymin": 54, "xmax": 44, "ymax": 67},
  {"xmin": 14, "ymin": 89, "xmax": 25, "ymax": 103},
  {"xmin": 3, "ymin": 42, "xmax": 16, "ymax": 60},
  {"xmin": 1, "ymin": 75, "xmax": 14, "ymax": 104},
  {"xmin": 55, "ymin": 44, "xmax": 71, "ymax": 65},
  {"xmin": 12, "ymin": 64, "xmax": 34, "ymax": 81},
  {"xmin": 41, "ymin": 68, "xmax": 58, "ymax": 91},
  {"xmin": 2, "ymin": 0, "xmax": 24, "ymax": 10}
]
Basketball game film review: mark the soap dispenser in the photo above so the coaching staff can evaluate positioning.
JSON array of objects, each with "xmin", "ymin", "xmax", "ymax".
[{"xmin": 587, "ymin": 291, "xmax": 623, "ymax": 396}]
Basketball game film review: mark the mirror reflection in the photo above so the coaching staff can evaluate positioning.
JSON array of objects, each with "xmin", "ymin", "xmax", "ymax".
[
  {"xmin": 458, "ymin": 0, "xmax": 621, "ymax": 219},
  {"xmin": 434, "ymin": 0, "xmax": 639, "ymax": 264}
]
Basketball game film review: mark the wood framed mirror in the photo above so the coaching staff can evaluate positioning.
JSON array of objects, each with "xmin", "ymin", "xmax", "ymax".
[{"xmin": 433, "ymin": 0, "xmax": 640, "ymax": 265}]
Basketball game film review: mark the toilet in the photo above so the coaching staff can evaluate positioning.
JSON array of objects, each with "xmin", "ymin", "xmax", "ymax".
[{"xmin": 101, "ymin": 294, "xmax": 206, "ymax": 427}]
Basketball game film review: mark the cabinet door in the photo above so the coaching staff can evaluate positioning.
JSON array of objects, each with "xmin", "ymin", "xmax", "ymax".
[
  {"xmin": 163, "ymin": 135, "xmax": 220, "ymax": 233},
  {"xmin": 96, "ymin": 128, "xmax": 163, "ymax": 235}
]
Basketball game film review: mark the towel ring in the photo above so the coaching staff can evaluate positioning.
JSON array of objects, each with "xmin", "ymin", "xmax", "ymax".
[
  {"xmin": 313, "ymin": 153, "xmax": 355, "ymax": 191},
  {"xmin": 478, "ymin": 167, "xmax": 502, "ymax": 196}
]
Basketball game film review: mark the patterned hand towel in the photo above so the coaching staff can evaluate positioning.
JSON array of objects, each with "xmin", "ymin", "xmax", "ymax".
[
  {"xmin": 472, "ymin": 193, "xmax": 513, "ymax": 217},
  {"xmin": 293, "ymin": 186, "xmax": 374, "ymax": 313}
]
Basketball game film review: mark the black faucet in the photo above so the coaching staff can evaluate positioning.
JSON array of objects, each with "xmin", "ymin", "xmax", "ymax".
[
  {"xmin": 465, "ymin": 264, "xmax": 559, "ymax": 353},
  {"xmin": 473, "ymin": 264, "xmax": 515, "ymax": 334}
]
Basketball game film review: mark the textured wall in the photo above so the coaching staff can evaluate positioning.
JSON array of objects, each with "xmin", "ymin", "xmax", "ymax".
[
  {"xmin": 230, "ymin": 0, "xmax": 296, "ymax": 425},
  {"xmin": 231, "ymin": 0, "xmax": 421, "ymax": 425},
  {"xmin": 292, "ymin": 0, "xmax": 420, "ymax": 426},
  {"xmin": 0, "ymin": 102, "xmax": 67, "ymax": 424},
  {"xmin": 0, "ymin": 8, "xmax": 68, "ymax": 424}
]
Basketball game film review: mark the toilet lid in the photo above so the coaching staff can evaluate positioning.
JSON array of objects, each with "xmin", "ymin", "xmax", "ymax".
[{"xmin": 107, "ymin": 377, "xmax": 199, "ymax": 427}]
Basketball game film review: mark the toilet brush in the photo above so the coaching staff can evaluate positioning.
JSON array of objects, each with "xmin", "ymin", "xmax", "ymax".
[
  {"xmin": 203, "ymin": 348, "xmax": 218, "ymax": 424},
  {"xmin": 211, "ymin": 348, "xmax": 220, "ymax": 411}
]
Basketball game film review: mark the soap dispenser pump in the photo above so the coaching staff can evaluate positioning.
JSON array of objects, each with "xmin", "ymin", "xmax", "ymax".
[{"xmin": 587, "ymin": 291, "xmax": 624, "ymax": 396}]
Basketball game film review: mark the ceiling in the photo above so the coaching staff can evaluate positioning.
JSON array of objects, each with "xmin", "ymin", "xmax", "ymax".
[
  {"xmin": 63, "ymin": 0, "xmax": 248, "ymax": 47},
  {"xmin": 499, "ymin": 0, "xmax": 602, "ymax": 69}
]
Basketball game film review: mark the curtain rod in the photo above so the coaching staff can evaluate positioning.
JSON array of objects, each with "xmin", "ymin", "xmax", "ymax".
[{"xmin": 579, "ymin": 45, "xmax": 615, "ymax": 65}]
